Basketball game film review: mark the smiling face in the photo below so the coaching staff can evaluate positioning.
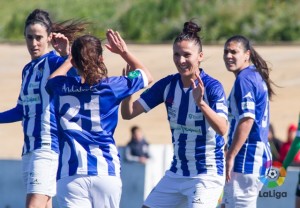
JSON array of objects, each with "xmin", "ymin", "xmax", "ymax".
[
  {"xmin": 25, "ymin": 23, "xmax": 51, "ymax": 60},
  {"xmin": 173, "ymin": 40, "xmax": 203, "ymax": 86},
  {"xmin": 223, "ymin": 41, "xmax": 250, "ymax": 76}
]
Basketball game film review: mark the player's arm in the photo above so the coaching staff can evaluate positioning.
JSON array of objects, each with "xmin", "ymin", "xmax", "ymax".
[
  {"xmin": 226, "ymin": 117, "xmax": 254, "ymax": 181},
  {"xmin": 48, "ymin": 56, "xmax": 72, "ymax": 79},
  {"xmin": 105, "ymin": 29, "xmax": 153, "ymax": 85},
  {"xmin": 191, "ymin": 73, "xmax": 228, "ymax": 136},
  {"xmin": 121, "ymin": 96, "xmax": 145, "ymax": 120},
  {"xmin": 0, "ymin": 104, "xmax": 23, "ymax": 123},
  {"xmin": 49, "ymin": 33, "xmax": 72, "ymax": 79},
  {"xmin": 197, "ymin": 101, "xmax": 228, "ymax": 136}
]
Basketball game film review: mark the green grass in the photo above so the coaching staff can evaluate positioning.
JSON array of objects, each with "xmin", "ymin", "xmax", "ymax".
[{"xmin": 1, "ymin": 0, "xmax": 300, "ymax": 43}]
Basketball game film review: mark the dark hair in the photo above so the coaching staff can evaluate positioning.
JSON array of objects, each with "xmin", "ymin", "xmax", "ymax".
[
  {"xmin": 71, "ymin": 35, "xmax": 107, "ymax": 86},
  {"xmin": 131, "ymin": 125, "xmax": 140, "ymax": 135},
  {"xmin": 24, "ymin": 9, "xmax": 88, "ymax": 43},
  {"xmin": 174, "ymin": 20, "xmax": 202, "ymax": 52},
  {"xmin": 224, "ymin": 35, "xmax": 276, "ymax": 99}
]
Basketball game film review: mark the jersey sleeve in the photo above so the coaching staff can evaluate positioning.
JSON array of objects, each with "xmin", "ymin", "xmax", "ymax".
[
  {"xmin": 0, "ymin": 104, "xmax": 23, "ymax": 123},
  {"xmin": 138, "ymin": 75, "xmax": 172, "ymax": 112},
  {"xmin": 206, "ymin": 79, "xmax": 228, "ymax": 120},
  {"xmin": 112, "ymin": 69, "xmax": 148, "ymax": 101},
  {"xmin": 45, "ymin": 76, "xmax": 65, "ymax": 96},
  {"xmin": 48, "ymin": 52, "xmax": 77, "ymax": 76},
  {"xmin": 234, "ymin": 76, "xmax": 256, "ymax": 120}
]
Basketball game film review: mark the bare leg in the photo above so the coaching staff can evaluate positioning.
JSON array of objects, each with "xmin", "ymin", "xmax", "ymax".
[
  {"xmin": 46, "ymin": 197, "xmax": 52, "ymax": 208},
  {"xmin": 26, "ymin": 193, "xmax": 51, "ymax": 208}
]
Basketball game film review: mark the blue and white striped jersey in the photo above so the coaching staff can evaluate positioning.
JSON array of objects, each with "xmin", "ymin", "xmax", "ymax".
[
  {"xmin": 10, "ymin": 51, "xmax": 68, "ymax": 155},
  {"xmin": 138, "ymin": 69, "xmax": 228, "ymax": 177},
  {"xmin": 46, "ymin": 70, "xmax": 148, "ymax": 180},
  {"xmin": 227, "ymin": 65, "xmax": 272, "ymax": 175}
]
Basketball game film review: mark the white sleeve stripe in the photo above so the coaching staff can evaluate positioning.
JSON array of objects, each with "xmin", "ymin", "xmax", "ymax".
[
  {"xmin": 137, "ymin": 98, "xmax": 150, "ymax": 112},
  {"xmin": 217, "ymin": 113, "xmax": 228, "ymax": 121},
  {"xmin": 239, "ymin": 112, "xmax": 255, "ymax": 120},
  {"xmin": 136, "ymin": 69, "xmax": 148, "ymax": 88}
]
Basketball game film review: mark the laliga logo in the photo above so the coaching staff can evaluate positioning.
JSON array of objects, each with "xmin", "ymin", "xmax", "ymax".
[{"xmin": 259, "ymin": 161, "xmax": 286, "ymax": 188}]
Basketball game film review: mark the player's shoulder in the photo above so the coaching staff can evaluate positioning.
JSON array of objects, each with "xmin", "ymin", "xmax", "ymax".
[
  {"xmin": 156, "ymin": 73, "xmax": 180, "ymax": 86},
  {"xmin": 201, "ymin": 70, "xmax": 224, "ymax": 90},
  {"xmin": 47, "ymin": 51, "xmax": 63, "ymax": 63}
]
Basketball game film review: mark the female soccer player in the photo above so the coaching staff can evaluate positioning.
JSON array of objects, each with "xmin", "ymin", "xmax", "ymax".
[
  {"xmin": 45, "ymin": 30, "xmax": 153, "ymax": 208},
  {"xmin": 121, "ymin": 20, "xmax": 228, "ymax": 208},
  {"xmin": 0, "ymin": 9, "xmax": 86, "ymax": 208},
  {"xmin": 222, "ymin": 35, "xmax": 275, "ymax": 207}
]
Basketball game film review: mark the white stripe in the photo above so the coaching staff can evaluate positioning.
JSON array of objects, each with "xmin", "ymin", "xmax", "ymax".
[
  {"xmin": 137, "ymin": 98, "xmax": 151, "ymax": 112},
  {"xmin": 109, "ymin": 144, "xmax": 121, "ymax": 176},
  {"xmin": 172, "ymin": 83, "xmax": 183, "ymax": 175},
  {"xmin": 73, "ymin": 140, "xmax": 88, "ymax": 175},
  {"xmin": 40, "ymin": 59, "xmax": 52, "ymax": 144},
  {"xmin": 252, "ymin": 142, "xmax": 264, "ymax": 175},
  {"xmin": 89, "ymin": 144, "xmax": 108, "ymax": 175},
  {"xmin": 239, "ymin": 112, "xmax": 255, "ymax": 120},
  {"xmin": 185, "ymin": 92, "xmax": 198, "ymax": 175},
  {"xmin": 136, "ymin": 69, "xmax": 148, "ymax": 88}
]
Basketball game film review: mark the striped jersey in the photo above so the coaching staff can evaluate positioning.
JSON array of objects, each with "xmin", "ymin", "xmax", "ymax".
[
  {"xmin": 1, "ymin": 51, "xmax": 68, "ymax": 155},
  {"xmin": 227, "ymin": 65, "xmax": 272, "ymax": 175},
  {"xmin": 138, "ymin": 69, "xmax": 228, "ymax": 177},
  {"xmin": 45, "ymin": 70, "xmax": 148, "ymax": 180}
]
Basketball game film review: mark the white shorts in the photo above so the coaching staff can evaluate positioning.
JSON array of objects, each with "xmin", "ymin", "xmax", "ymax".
[
  {"xmin": 222, "ymin": 172, "xmax": 264, "ymax": 208},
  {"xmin": 22, "ymin": 149, "xmax": 58, "ymax": 197},
  {"xmin": 57, "ymin": 174, "xmax": 122, "ymax": 208},
  {"xmin": 144, "ymin": 171, "xmax": 224, "ymax": 208}
]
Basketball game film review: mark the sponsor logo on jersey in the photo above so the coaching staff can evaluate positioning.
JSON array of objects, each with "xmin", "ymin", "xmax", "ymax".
[
  {"xmin": 170, "ymin": 122, "xmax": 202, "ymax": 135},
  {"xmin": 216, "ymin": 102, "xmax": 228, "ymax": 113},
  {"xmin": 243, "ymin": 92, "xmax": 253, "ymax": 99},
  {"xmin": 62, "ymin": 84, "xmax": 96, "ymax": 93},
  {"xmin": 188, "ymin": 113, "xmax": 203, "ymax": 120},
  {"xmin": 127, "ymin": 70, "xmax": 141, "ymax": 80},
  {"xmin": 28, "ymin": 82, "xmax": 40, "ymax": 89},
  {"xmin": 22, "ymin": 94, "xmax": 41, "ymax": 105},
  {"xmin": 241, "ymin": 101, "xmax": 255, "ymax": 110}
]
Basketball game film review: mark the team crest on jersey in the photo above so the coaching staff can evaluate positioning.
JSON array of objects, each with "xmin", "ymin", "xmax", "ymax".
[{"xmin": 127, "ymin": 70, "xmax": 141, "ymax": 80}]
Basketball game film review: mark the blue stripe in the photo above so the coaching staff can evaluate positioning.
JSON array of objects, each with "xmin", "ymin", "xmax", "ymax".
[
  {"xmin": 178, "ymin": 134, "xmax": 189, "ymax": 176},
  {"xmin": 244, "ymin": 144, "xmax": 256, "ymax": 173},
  {"xmin": 68, "ymin": 139, "xmax": 78, "ymax": 176},
  {"xmin": 103, "ymin": 145, "xmax": 116, "ymax": 176},
  {"xmin": 215, "ymin": 135, "xmax": 225, "ymax": 175},
  {"xmin": 87, "ymin": 153, "xmax": 98, "ymax": 175},
  {"xmin": 195, "ymin": 135, "xmax": 207, "ymax": 174}
]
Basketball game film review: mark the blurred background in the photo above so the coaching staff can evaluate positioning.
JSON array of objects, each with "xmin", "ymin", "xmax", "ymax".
[{"xmin": 1, "ymin": 0, "xmax": 300, "ymax": 44}]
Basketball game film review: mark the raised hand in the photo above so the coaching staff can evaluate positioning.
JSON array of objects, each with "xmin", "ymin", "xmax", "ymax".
[
  {"xmin": 191, "ymin": 73, "xmax": 205, "ymax": 106},
  {"xmin": 51, "ymin": 33, "xmax": 70, "ymax": 57},
  {"xmin": 105, "ymin": 29, "xmax": 128, "ymax": 55}
]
